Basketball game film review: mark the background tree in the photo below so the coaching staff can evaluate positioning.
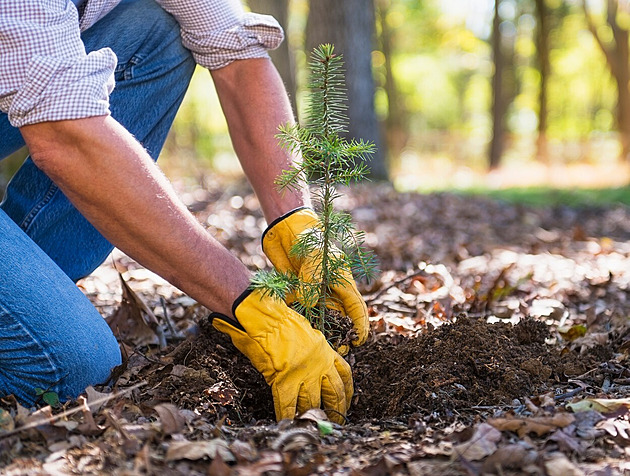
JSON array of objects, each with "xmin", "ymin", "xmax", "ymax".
[
  {"xmin": 376, "ymin": 0, "xmax": 408, "ymax": 161},
  {"xmin": 305, "ymin": 0, "xmax": 389, "ymax": 179},
  {"xmin": 248, "ymin": 0, "xmax": 299, "ymax": 117},
  {"xmin": 583, "ymin": 0, "xmax": 630, "ymax": 161},
  {"xmin": 534, "ymin": 0, "xmax": 551, "ymax": 163}
]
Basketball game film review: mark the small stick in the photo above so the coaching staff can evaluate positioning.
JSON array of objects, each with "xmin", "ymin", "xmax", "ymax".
[
  {"xmin": 366, "ymin": 270, "xmax": 427, "ymax": 304},
  {"xmin": 0, "ymin": 382, "xmax": 146, "ymax": 440}
]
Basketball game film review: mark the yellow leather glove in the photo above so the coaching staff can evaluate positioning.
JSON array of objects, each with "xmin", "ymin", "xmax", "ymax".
[
  {"xmin": 262, "ymin": 207, "xmax": 369, "ymax": 354},
  {"xmin": 211, "ymin": 288, "xmax": 353, "ymax": 424}
]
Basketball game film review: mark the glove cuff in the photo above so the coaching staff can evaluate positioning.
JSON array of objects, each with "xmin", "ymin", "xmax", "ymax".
[
  {"xmin": 208, "ymin": 287, "xmax": 254, "ymax": 332},
  {"xmin": 261, "ymin": 206, "xmax": 311, "ymax": 244},
  {"xmin": 209, "ymin": 311, "xmax": 246, "ymax": 332},
  {"xmin": 232, "ymin": 287, "xmax": 254, "ymax": 316}
]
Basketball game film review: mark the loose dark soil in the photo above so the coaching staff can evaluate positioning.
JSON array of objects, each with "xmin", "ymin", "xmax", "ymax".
[{"xmin": 143, "ymin": 312, "xmax": 611, "ymax": 426}]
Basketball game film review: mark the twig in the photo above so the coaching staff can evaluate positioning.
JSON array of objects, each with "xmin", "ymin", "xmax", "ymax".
[
  {"xmin": 0, "ymin": 382, "xmax": 146, "ymax": 440},
  {"xmin": 555, "ymin": 387, "xmax": 586, "ymax": 401},
  {"xmin": 365, "ymin": 270, "xmax": 427, "ymax": 304}
]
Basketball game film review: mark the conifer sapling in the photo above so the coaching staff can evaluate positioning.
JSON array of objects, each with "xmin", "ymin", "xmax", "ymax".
[{"xmin": 252, "ymin": 44, "xmax": 378, "ymax": 349}]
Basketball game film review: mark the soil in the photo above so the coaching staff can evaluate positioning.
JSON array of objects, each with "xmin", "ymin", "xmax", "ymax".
[
  {"xmin": 141, "ymin": 312, "xmax": 611, "ymax": 426},
  {"xmin": 3, "ymin": 181, "xmax": 630, "ymax": 475}
]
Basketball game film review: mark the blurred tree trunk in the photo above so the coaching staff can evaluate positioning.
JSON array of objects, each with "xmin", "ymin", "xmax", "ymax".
[
  {"xmin": 248, "ymin": 0, "xmax": 298, "ymax": 118},
  {"xmin": 489, "ymin": 0, "xmax": 507, "ymax": 170},
  {"xmin": 583, "ymin": 0, "xmax": 630, "ymax": 161},
  {"xmin": 306, "ymin": 0, "xmax": 389, "ymax": 180},
  {"xmin": 376, "ymin": 0, "xmax": 408, "ymax": 163},
  {"xmin": 534, "ymin": 0, "xmax": 550, "ymax": 164}
]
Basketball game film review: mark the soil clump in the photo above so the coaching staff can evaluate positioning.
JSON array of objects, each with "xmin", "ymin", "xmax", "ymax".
[
  {"xmin": 350, "ymin": 316, "xmax": 605, "ymax": 421},
  {"xmin": 146, "ymin": 313, "xmax": 606, "ymax": 425}
]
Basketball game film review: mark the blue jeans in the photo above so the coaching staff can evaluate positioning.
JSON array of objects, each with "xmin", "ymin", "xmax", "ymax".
[{"xmin": 0, "ymin": 0, "xmax": 195, "ymax": 405}]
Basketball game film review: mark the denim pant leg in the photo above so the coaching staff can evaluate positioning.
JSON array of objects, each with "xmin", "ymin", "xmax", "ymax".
[
  {"xmin": 0, "ymin": 0, "xmax": 194, "ymax": 405},
  {"xmin": 0, "ymin": 0, "xmax": 195, "ymax": 282},
  {"xmin": 0, "ymin": 210, "xmax": 122, "ymax": 405}
]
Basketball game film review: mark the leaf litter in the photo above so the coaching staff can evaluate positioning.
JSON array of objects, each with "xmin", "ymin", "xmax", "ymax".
[{"xmin": 2, "ymin": 179, "xmax": 630, "ymax": 474}]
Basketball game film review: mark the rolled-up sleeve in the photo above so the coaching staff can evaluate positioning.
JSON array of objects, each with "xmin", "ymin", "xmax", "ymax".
[
  {"xmin": 155, "ymin": 0, "xmax": 284, "ymax": 70},
  {"xmin": 0, "ymin": 0, "xmax": 116, "ymax": 128}
]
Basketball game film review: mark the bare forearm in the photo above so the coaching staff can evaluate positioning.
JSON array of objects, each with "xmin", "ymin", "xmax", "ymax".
[
  {"xmin": 20, "ymin": 115, "xmax": 250, "ymax": 317},
  {"xmin": 211, "ymin": 58, "xmax": 311, "ymax": 222}
]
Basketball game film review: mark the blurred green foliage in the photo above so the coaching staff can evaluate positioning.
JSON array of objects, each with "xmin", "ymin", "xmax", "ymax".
[
  {"xmin": 1, "ymin": 0, "xmax": 626, "ymax": 191},
  {"xmin": 162, "ymin": 0, "xmax": 623, "ymax": 181}
]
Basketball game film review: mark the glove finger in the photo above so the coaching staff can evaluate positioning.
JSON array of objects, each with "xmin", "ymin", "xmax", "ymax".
[
  {"xmin": 321, "ymin": 367, "xmax": 349, "ymax": 425},
  {"xmin": 272, "ymin": 382, "xmax": 299, "ymax": 422},
  {"xmin": 296, "ymin": 381, "xmax": 321, "ymax": 417},
  {"xmin": 336, "ymin": 344, "xmax": 349, "ymax": 356},
  {"xmin": 334, "ymin": 353, "xmax": 354, "ymax": 411},
  {"xmin": 331, "ymin": 281, "xmax": 369, "ymax": 347}
]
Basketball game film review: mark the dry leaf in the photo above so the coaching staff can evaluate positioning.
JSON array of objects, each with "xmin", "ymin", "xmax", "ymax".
[
  {"xmin": 165, "ymin": 439, "xmax": 234, "ymax": 462},
  {"xmin": 488, "ymin": 413, "xmax": 574, "ymax": 437},
  {"xmin": 548, "ymin": 427, "xmax": 582, "ymax": 453},
  {"xmin": 481, "ymin": 442, "xmax": 537, "ymax": 473},
  {"xmin": 84, "ymin": 386, "xmax": 111, "ymax": 414},
  {"xmin": 208, "ymin": 453, "xmax": 231, "ymax": 476},
  {"xmin": 451, "ymin": 423, "xmax": 501, "ymax": 461},
  {"xmin": 543, "ymin": 452, "xmax": 584, "ymax": 476},
  {"xmin": 154, "ymin": 403, "xmax": 185, "ymax": 435},
  {"xmin": 0, "ymin": 408, "xmax": 14, "ymax": 432},
  {"xmin": 596, "ymin": 418, "xmax": 630, "ymax": 439},
  {"xmin": 566, "ymin": 398, "xmax": 630, "ymax": 414},
  {"xmin": 233, "ymin": 452, "xmax": 283, "ymax": 476},
  {"xmin": 106, "ymin": 272, "xmax": 166, "ymax": 348}
]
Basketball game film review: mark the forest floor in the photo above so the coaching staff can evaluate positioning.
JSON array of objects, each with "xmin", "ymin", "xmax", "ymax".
[{"xmin": 2, "ymin": 178, "xmax": 630, "ymax": 475}]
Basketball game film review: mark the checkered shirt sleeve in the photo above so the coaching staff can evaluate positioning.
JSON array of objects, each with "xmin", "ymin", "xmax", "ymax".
[
  {"xmin": 0, "ymin": 0, "xmax": 282, "ymax": 127},
  {"xmin": 155, "ymin": 0, "xmax": 284, "ymax": 70},
  {"xmin": 0, "ymin": 1, "xmax": 116, "ymax": 128}
]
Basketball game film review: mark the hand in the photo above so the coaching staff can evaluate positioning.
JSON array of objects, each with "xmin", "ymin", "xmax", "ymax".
[
  {"xmin": 261, "ymin": 208, "xmax": 369, "ymax": 354},
  {"xmin": 211, "ymin": 288, "xmax": 353, "ymax": 424}
]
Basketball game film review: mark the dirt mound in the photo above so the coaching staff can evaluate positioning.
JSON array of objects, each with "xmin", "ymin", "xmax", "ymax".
[
  {"xmin": 144, "ymin": 319, "xmax": 274, "ymax": 424},
  {"xmin": 350, "ymin": 316, "xmax": 607, "ymax": 421},
  {"xmin": 148, "ymin": 314, "xmax": 608, "ymax": 425}
]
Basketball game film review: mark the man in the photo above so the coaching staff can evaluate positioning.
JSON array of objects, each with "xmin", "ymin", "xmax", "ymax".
[{"xmin": 0, "ymin": 0, "xmax": 369, "ymax": 423}]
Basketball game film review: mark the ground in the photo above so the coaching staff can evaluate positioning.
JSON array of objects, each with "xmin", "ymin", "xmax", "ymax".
[{"xmin": 1, "ymin": 179, "xmax": 630, "ymax": 475}]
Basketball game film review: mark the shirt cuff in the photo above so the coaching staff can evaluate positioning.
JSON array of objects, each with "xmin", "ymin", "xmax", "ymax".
[
  {"xmin": 182, "ymin": 12, "xmax": 284, "ymax": 70},
  {"xmin": 7, "ymin": 48, "xmax": 116, "ymax": 128}
]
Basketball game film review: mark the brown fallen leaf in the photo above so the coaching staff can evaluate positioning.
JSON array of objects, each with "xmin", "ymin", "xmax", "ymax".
[
  {"xmin": 154, "ymin": 403, "xmax": 186, "ymax": 435},
  {"xmin": 106, "ymin": 272, "xmax": 166, "ymax": 348},
  {"xmin": 208, "ymin": 453, "xmax": 231, "ymax": 476},
  {"xmin": 165, "ymin": 439, "xmax": 234, "ymax": 462},
  {"xmin": 596, "ymin": 417, "xmax": 630, "ymax": 440},
  {"xmin": 451, "ymin": 422, "xmax": 501, "ymax": 461},
  {"xmin": 481, "ymin": 442, "xmax": 537, "ymax": 473},
  {"xmin": 543, "ymin": 452, "xmax": 584, "ymax": 476},
  {"xmin": 488, "ymin": 413, "xmax": 575, "ymax": 437},
  {"xmin": 548, "ymin": 426, "xmax": 582, "ymax": 453},
  {"xmin": 76, "ymin": 396, "xmax": 105, "ymax": 436},
  {"xmin": 0, "ymin": 408, "xmax": 14, "ymax": 432},
  {"xmin": 233, "ymin": 452, "xmax": 284, "ymax": 476}
]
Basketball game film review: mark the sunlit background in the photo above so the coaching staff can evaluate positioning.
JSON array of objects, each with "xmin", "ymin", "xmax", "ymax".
[{"xmin": 3, "ymin": 0, "xmax": 630, "ymax": 194}]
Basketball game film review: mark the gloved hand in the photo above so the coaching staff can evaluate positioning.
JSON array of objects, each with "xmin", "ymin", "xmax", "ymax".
[
  {"xmin": 211, "ymin": 288, "xmax": 353, "ymax": 424},
  {"xmin": 262, "ymin": 207, "xmax": 369, "ymax": 354}
]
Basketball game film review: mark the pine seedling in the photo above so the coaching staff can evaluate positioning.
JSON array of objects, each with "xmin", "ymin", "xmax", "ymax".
[{"xmin": 253, "ymin": 44, "xmax": 378, "ymax": 344}]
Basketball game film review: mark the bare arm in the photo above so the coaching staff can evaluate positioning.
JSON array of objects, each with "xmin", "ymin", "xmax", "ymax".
[
  {"xmin": 20, "ymin": 115, "xmax": 250, "ymax": 317},
  {"xmin": 211, "ymin": 58, "xmax": 311, "ymax": 223}
]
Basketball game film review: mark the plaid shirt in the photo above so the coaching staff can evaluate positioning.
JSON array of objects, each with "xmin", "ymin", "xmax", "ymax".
[{"xmin": 0, "ymin": 0, "xmax": 283, "ymax": 128}]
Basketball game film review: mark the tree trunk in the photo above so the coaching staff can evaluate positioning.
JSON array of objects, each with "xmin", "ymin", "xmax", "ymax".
[
  {"xmin": 534, "ymin": 0, "xmax": 550, "ymax": 164},
  {"xmin": 583, "ymin": 0, "xmax": 630, "ymax": 161},
  {"xmin": 306, "ymin": 0, "xmax": 389, "ymax": 180},
  {"xmin": 248, "ymin": 0, "xmax": 298, "ymax": 118},
  {"xmin": 489, "ymin": 0, "xmax": 507, "ymax": 170},
  {"xmin": 376, "ymin": 0, "xmax": 407, "ymax": 163}
]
